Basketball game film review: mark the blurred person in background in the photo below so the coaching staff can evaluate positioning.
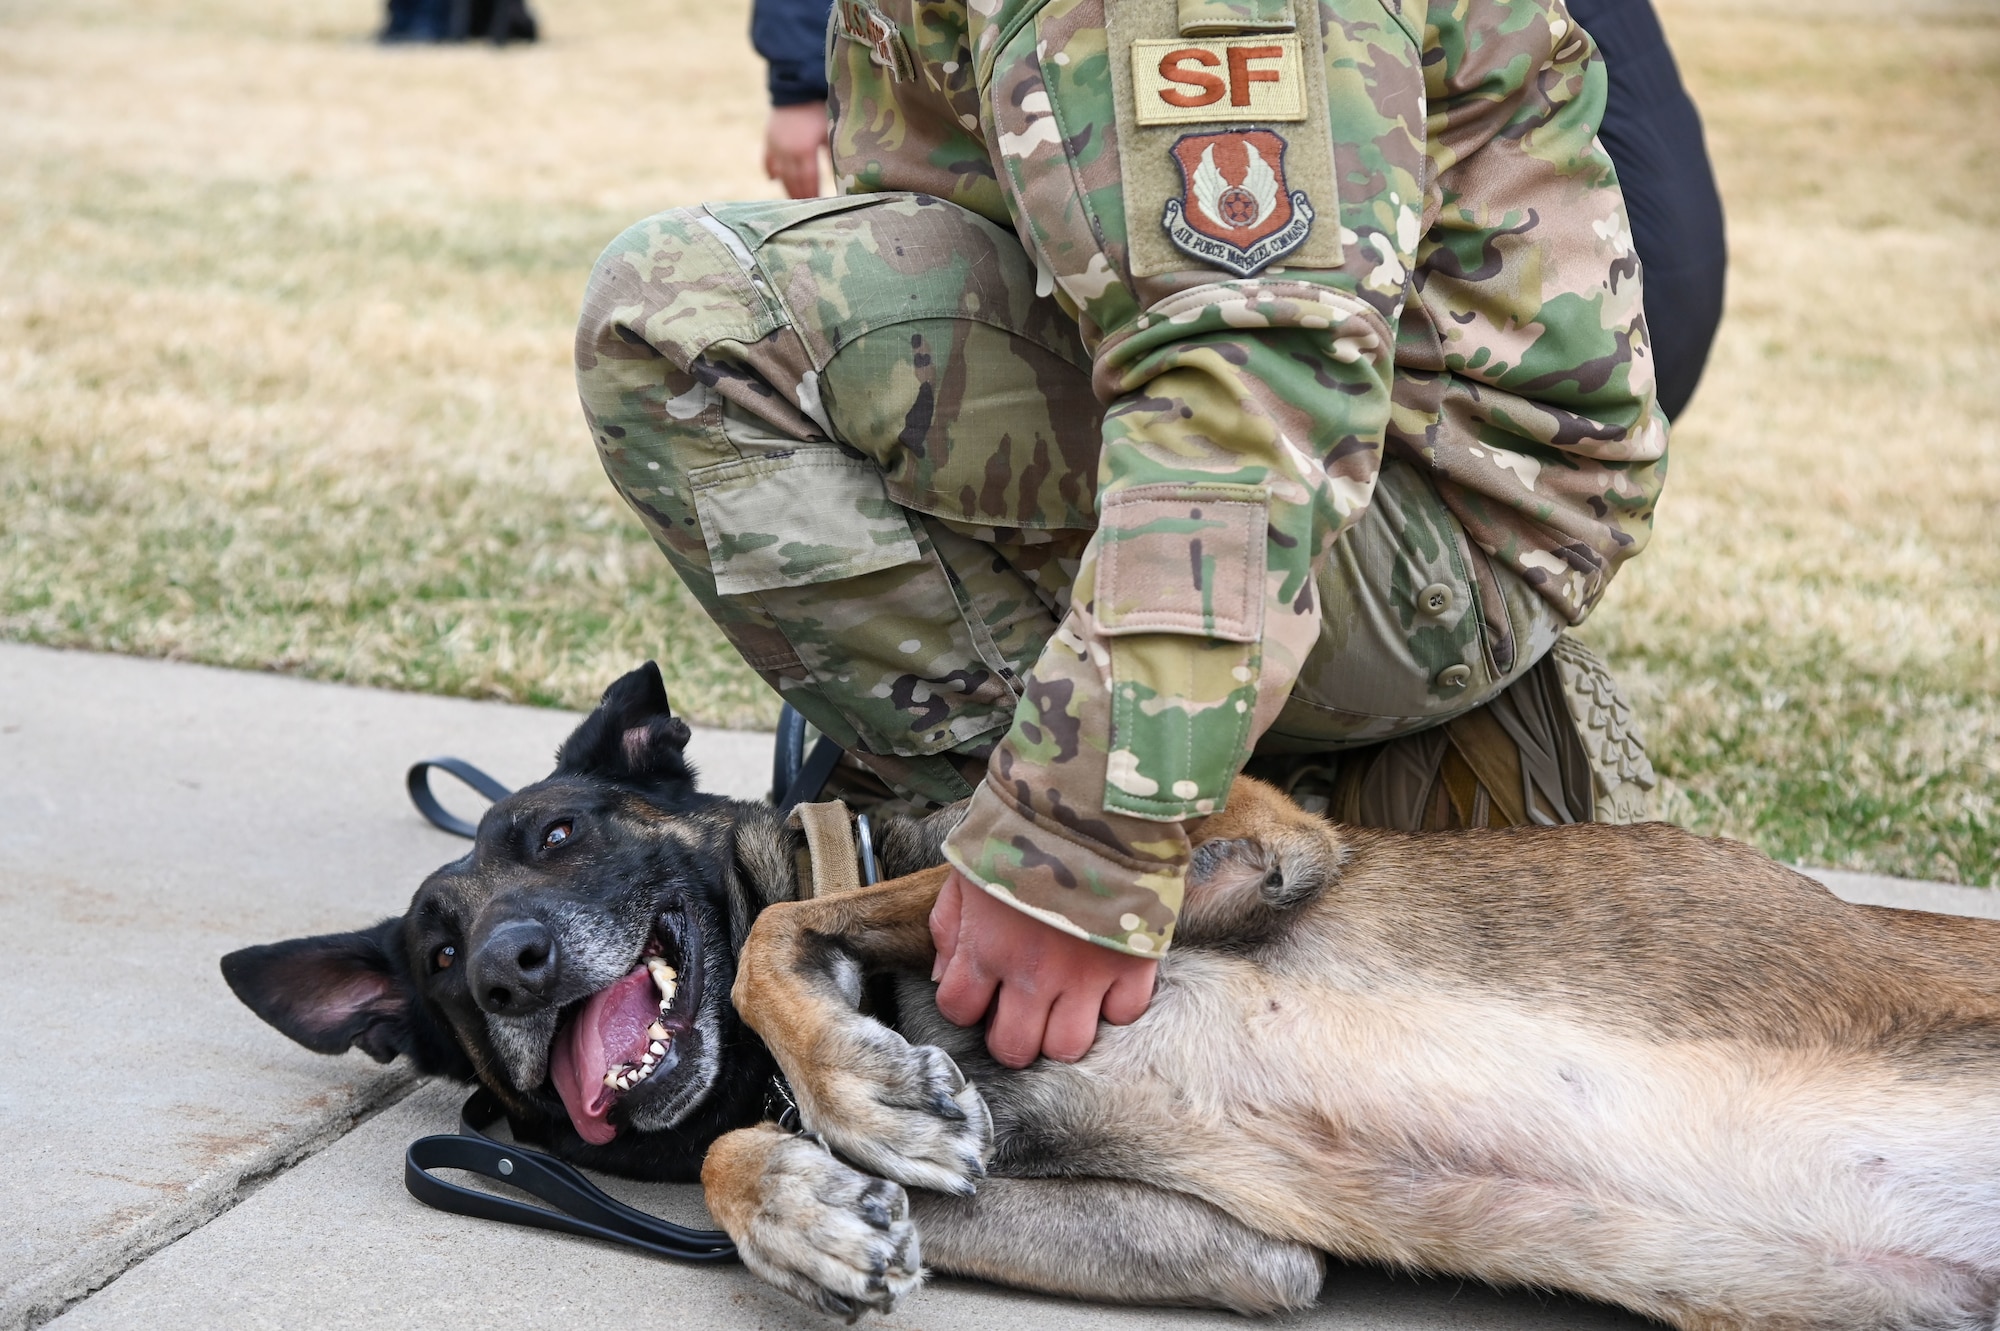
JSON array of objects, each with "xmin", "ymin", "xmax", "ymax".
[
  {"xmin": 1566, "ymin": 0, "xmax": 1725, "ymax": 418},
  {"xmin": 380, "ymin": 0, "xmax": 538, "ymax": 44},
  {"xmin": 756, "ymin": 0, "xmax": 836, "ymax": 198}
]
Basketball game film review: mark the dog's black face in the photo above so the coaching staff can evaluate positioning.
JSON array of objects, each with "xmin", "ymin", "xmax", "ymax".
[{"xmin": 222, "ymin": 663, "xmax": 790, "ymax": 1180}]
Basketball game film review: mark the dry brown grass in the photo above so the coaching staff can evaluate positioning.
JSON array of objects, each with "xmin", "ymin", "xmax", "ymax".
[
  {"xmin": 1587, "ymin": 0, "xmax": 2000, "ymax": 883},
  {"xmin": 1, "ymin": 0, "xmax": 1995, "ymax": 880},
  {"xmin": 0, "ymin": 0, "xmax": 783, "ymax": 719}
]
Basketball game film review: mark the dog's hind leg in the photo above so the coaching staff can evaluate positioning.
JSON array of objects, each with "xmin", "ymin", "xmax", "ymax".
[
  {"xmin": 734, "ymin": 867, "xmax": 994, "ymax": 1196},
  {"xmin": 1177, "ymin": 777, "xmax": 1346, "ymax": 945},
  {"xmin": 910, "ymin": 1176, "xmax": 1325, "ymax": 1314}
]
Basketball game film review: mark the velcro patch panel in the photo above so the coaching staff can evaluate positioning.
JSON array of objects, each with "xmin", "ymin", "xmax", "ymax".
[
  {"xmin": 1108, "ymin": 0, "xmax": 1343, "ymax": 277},
  {"xmin": 1177, "ymin": 0, "xmax": 1297, "ymax": 35}
]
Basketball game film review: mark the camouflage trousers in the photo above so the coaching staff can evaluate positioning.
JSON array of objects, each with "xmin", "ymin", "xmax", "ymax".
[{"xmin": 576, "ymin": 194, "xmax": 1577, "ymax": 812}]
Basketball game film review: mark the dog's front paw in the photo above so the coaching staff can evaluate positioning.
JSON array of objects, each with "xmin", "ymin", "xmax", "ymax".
[
  {"xmin": 797, "ymin": 1028, "xmax": 992, "ymax": 1195},
  {"xmin": 736, "ymin": 1135, "xmax": 923, "ymax": 1322}
]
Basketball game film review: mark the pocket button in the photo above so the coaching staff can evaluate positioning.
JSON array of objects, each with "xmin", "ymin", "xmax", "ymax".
[
  {"xmin": 1418, "ymin": 583, "xmax": 1454, "ymax": 617},
  {"xmin": 1436, "ymin": 664, "xmax": 1472, "ymax": 690}
]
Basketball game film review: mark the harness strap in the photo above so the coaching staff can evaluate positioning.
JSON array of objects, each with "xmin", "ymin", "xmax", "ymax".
[
  {"xmin": 786, "ymin": 799, "xmax": 885, "ymax": 900},
  {"xmin": 788, "ymin": 800, "xmax": 860, "ymax": 897}
]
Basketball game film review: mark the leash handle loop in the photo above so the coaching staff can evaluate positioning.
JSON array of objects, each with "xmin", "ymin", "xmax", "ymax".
[
  {"xmin": 403, "ymin": 1090, "xmax": 737, "ymax": 1263},
  {"xmin": 406, "ymin": 758, "xmax": 514, "ymax": 839}
]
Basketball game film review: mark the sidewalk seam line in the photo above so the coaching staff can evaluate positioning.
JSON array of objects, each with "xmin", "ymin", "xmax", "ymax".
[{"xmin": 10, "ymin": 1071, "xmax": 424, "ymax": 1331}]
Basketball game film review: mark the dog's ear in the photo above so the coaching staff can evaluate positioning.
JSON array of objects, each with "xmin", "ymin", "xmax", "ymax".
[
  {"xmin": 555, "ymin": 662, "xmax": 696, "ymax": 791},
  {"xmin": 221, "ymin": 918, "xmax": 420, "ymax": 1065}
]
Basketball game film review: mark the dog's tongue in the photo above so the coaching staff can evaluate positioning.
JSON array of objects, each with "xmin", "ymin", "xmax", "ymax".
[{"xmin": 551, "ymin": 966, "xmax": 655, "ymax": 1146}]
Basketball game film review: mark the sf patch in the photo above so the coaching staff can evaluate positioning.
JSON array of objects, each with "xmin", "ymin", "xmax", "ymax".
[
  {"xmin": 1162, "ymin": 130, "xmax": 1314, "ymax": 276},
  {"xmin": 832, "ymin": 0, "xmax": 912, "ymax": 83},
  {"xmin": 1130, "ymin": 36, "xmax": 1307, "ymax": 126}
]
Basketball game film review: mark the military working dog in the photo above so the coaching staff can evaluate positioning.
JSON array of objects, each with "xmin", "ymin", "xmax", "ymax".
[{"xmin": 224, "ymin": 664, "xmax": 2000, "ymax": 1329}]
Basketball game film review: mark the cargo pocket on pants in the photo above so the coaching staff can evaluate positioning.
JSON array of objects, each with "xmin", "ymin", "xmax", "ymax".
[
  {"xmin": 1094, "ymin": 482, "xmax": 1267, "ymax": 821},
  {"xmin": 692, "ymin": 449, "xmax": 922, "ymax": 595},
  {"xmin": 690, "ymin": 447, "xmax": 1022, "ymax": 760}
]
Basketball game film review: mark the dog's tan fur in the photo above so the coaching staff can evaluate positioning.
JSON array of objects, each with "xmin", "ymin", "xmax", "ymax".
[{"xmin": 704, "ymin": 778, "xmax": 2000, "ymax": 1329}]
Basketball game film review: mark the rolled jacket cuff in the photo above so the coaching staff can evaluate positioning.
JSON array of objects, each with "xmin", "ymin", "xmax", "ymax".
[
  {"xmin": 767, "ymin": 66, "xmax": 830, "ymax": 106},
  {"xmin": 941, "ymin": 779, "xmax": 1182, "ymax": 959}
]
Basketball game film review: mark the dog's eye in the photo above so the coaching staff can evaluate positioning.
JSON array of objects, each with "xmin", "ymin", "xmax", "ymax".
[
  {"xmin": 433, "ymin": 945, "xmax": 456, "ymax": 972},
  {"xmin": 542, "ymin": 821, "xmax": 573, "ymax": 850}
]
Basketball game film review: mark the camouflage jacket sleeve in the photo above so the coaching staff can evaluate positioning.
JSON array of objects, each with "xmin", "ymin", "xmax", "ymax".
[
  {"xmin": 830, "ymin": 0, "xmax": 1663, "ymax": 957},
  {"xmin": 1394, "ymin": 0, "xmax": 1668, "ymax": 628}
]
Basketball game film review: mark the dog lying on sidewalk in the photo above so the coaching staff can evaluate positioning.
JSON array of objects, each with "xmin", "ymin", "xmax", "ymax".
[{"xmin": 223, "ymin": 663, "xmax": 2000, "ymax": 1329}]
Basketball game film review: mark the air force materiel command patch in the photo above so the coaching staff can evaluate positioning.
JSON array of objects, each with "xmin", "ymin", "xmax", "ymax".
[{"xmin": 1162, "ymin": 130, "xmax": 1314, "ymax": 276}]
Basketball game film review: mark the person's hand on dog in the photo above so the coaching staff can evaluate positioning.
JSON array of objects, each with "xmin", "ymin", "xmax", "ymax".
[
  {"xmin": 764, "ymin": 102, "xmax": 830, "ymax": 199},
  {"xmin": 930, "ymin": 868, "xmax": 1157, "ymax": 1068}
]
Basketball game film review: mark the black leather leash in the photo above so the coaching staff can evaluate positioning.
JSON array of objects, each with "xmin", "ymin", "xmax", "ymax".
[
  {"xmin": 399, "ymin": 704, "xmax": 847, "ymax": 1263},
  {"xmin": 409, "ymin": 705, "xmax": 841, "ymax": 842},
  {"xmin": 406, "ymin": 757, "xmax": 514, "ymax": 838},
  {"xmin": 405, "ymin": 1089, "xmax": 738, "ymax": 1263},
  {"xmin": 772, "ymin": 707, "xmax": 846, "ymax": 817}
]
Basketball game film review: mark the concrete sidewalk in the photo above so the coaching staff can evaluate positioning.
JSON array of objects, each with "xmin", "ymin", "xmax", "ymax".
[{"xmin": 3, "ymin": 642, "xmax": 1987, "ymax": 1331}]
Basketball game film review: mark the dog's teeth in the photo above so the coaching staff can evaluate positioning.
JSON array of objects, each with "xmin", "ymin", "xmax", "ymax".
[
  {"xmin": 649, "ymin": 1040, "xmax": 666, "ymax": 1057},
  {"xmin": 603, "ymin": 1068, "xmax": 624, "ymax": 1089},
  {"xmin": 648, "ymin": 1022, "xmax": 670, "ymax": 1041}
]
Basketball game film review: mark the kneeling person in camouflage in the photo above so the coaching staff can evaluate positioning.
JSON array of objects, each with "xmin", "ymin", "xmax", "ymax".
[{"xmin": 576, "ymin": 0, "xmax": 1667, "ymax": 1067}]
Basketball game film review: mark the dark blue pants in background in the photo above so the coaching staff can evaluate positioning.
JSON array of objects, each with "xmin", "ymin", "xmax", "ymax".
[{"xmin": 1568, "ymin": 0, "xmax": 1728, "ymax": 419}]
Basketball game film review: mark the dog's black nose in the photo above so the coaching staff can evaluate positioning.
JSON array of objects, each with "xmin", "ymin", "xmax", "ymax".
[{"xmin": 469, "ymin": 919, "xmax": 559, "ymax": 1016}]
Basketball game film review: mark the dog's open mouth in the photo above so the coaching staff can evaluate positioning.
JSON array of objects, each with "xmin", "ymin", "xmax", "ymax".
[{"xmin": 549, "ymin": 906, "xmax": 701, "ymax": 1145}]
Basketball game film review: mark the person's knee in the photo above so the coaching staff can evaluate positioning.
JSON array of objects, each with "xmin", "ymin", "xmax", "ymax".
[{"xmin": 574, "ymin": 207, "xmax": 716, "ymax": 380}]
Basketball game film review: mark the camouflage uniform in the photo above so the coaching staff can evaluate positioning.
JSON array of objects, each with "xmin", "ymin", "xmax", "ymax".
[{"xmin": 576, "ymin": 0, "xmax": 1666, "ymax": 958}]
